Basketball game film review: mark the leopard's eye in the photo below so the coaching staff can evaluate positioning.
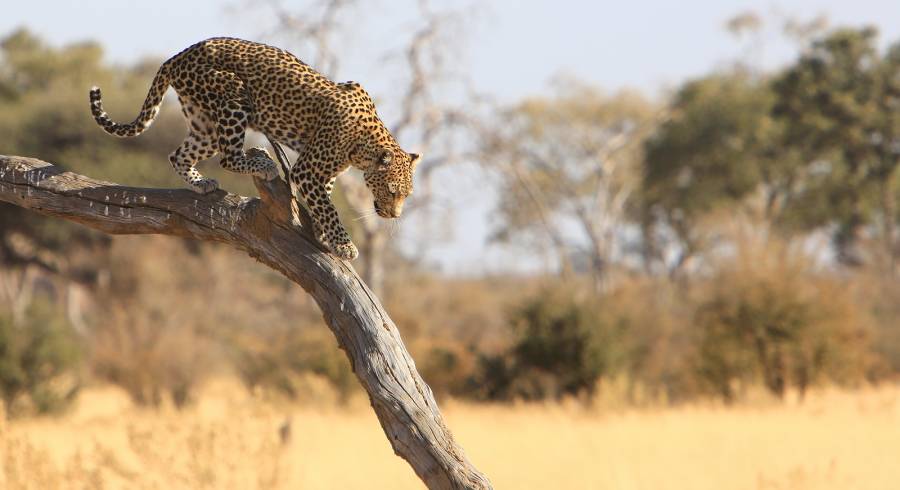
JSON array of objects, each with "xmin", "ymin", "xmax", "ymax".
[{"xmin": 379, "ymin": 151, "xmax": 393, "ymax": 166}]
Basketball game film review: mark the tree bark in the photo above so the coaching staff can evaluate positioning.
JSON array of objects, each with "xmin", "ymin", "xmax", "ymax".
[{"xmin": 0, "ymin": 155, "xmax": 492, "ymax": 490}]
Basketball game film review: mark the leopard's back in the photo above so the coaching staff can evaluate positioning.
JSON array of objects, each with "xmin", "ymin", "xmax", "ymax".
[{"xmin": 166, "ymin": 38, "xmax": 342, "ymax": 150}]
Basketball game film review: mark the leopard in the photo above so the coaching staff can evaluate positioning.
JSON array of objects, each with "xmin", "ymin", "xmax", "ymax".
[{"xmin": 89, "ymin": 37, "xmax": 421, "ymax": 261}]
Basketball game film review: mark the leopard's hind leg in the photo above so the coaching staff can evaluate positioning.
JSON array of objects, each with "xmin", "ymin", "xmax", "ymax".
[
  {"xmin": 169, "ymin": 97, "xmax": 219, "ymax": 193},
  {"xmin": 169, "ymin": 133, "xmax": 219, "ymax": 193},
  {"xmin": 213, "ymin": 86, "xmax": 278, "ymax": 181}
]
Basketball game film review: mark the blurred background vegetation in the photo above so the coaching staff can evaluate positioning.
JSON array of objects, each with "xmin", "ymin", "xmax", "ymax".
[{"xmin": 1, "ymin": 6, "xmax": 900, "ymax": 419}]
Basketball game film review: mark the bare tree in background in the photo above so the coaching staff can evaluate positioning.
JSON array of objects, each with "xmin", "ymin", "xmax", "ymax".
[
  {"xmin": 243, "ymin": 0, "xmax": 477, "ymax": 292},
  {"xmin": 480, "ymin": 82, "xmax": 660, "ymax": 290},
  {"xmin": 0, "ymin": 216, "xmax": 105, "ymax": 328}
]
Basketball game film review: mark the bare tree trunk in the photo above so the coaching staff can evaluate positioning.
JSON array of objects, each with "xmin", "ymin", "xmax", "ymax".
[
  {"xmin": 880, "ymin": 177, "xmax": 898, "ymax": 275},
  {"xmin": 0, "ymin": 155, "xmax": 492, "ymax": 490},
  {"xmin": 0, "ymin": 266, "xmax": 34, "ymax": 325},
  {"xmin": 359, "ymin": 223, "xmax": 387, "ymax": 292}
]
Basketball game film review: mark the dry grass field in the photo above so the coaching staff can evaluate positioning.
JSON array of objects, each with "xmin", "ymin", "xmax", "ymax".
[{"xmin": 2, "ymin": 379, "xmax": 899, "ymax": 490}]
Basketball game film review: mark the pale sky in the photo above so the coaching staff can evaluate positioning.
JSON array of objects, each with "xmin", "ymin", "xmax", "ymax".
[
  {"xmin": 6, "ymin": 1, "xmax": 899, "ymax": 96},
  {"xmin": 3, "ymin": 0, "xmax": 899, "ymax": 273}
]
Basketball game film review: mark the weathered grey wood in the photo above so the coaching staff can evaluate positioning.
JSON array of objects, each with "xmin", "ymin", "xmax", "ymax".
[{"xmin": 0, "ymin": 155, "xmax": 492, "ymax": 490}]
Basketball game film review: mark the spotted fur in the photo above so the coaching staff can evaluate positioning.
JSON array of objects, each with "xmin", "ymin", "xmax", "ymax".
[{"xmin": 89, "ymin": 37, "xmax": 421, "ymax": 260}]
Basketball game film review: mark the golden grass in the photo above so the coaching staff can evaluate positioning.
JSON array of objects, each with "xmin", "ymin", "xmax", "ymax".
[{"xmin": 2, "ymin": 379, "xmax": 899, "ymax": 489}]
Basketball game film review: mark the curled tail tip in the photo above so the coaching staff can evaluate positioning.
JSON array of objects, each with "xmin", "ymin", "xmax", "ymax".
[{"xmin": 89, "ymin": 87, "xmax": 102, "ymax": 107}]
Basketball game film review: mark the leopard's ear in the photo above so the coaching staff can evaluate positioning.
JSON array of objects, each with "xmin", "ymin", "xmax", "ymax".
[{"xmin": 409, "ymin": 153, "xmax": 422, "ymax": 171}]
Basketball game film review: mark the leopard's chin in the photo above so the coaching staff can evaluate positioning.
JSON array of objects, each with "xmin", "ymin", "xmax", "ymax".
[{"xmin": 374, "ymin": 202, "xmax": 391, "ymax": 218}]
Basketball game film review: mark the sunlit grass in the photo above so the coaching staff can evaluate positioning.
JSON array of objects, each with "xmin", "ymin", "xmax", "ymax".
[{"xmin": 3, "ymin": 379, "xmax": 898, "ymax": 489}]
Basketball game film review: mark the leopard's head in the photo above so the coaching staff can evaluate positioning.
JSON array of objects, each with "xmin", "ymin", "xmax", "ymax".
[{"xmin": 363, "ymin": 149, "xmax": 420, "ymax": 218}]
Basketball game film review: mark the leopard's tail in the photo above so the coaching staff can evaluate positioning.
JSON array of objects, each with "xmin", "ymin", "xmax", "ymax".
[{"xmin": 89, "ymin": 63, "xmax": 170, "ymax": 138}]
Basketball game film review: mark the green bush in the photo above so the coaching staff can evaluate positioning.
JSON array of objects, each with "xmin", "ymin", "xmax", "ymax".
[
  {"xmin": 230, "ymin": 328, "xmax": 357, "ymax": 403},
  {"xmin": 476, "ymin": 288, "xmax": 625, "ymax": 401},
  {"xmin": 693, "ymin": 258, "xmax": 872, "ymax": 402},
  {"xmin": 0, "ymin": 302, "xmax": 82, "ymax": 417},
  {"xmin": 417, "ymin": 344, "xmax": 480, "ymax": 400}
]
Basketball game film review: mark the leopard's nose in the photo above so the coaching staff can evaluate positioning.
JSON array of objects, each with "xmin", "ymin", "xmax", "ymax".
[{"xmin": 391, "ymin": 201, "xmax": 404, "ymax": 218}]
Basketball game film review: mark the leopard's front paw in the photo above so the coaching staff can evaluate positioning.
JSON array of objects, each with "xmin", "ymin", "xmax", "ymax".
[
  {"xmin": 191, "ymin": 178, "xmax": 219, "ymax": 194},
  {"xmin": 330, "ymin": 241, "xmax": 359, "ymax": 261},
  {"xmin": 247, "ymin": 147, "xmax": 279, "ymax": 181}
]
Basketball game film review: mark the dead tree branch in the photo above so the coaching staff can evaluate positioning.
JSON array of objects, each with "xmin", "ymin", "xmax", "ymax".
[{"xmin": 0, "ymin": 155, "xmax": 492, "ymax": 490}]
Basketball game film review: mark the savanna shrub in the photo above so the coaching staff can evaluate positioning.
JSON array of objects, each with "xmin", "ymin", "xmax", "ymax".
[
  {"xmin": 418, "ymin": 343, "xmax": 479, "ymax": 399},
  {"xmin": 0, "ymin": 302, "xmax": 82, "ymax": 417},
  {"xmin": 477, "ymin": 288, "xmax": 625, "ymax": 401},
  {"xmin": 694, "ymin": 244, "xmax": 872, "ymax": 402},
  {"xmin": 89, "ymin": 305, "xmax": 215, "ymax": 408},
  {"xmin": 230, "ymin": 328, "xmax": 356, "ymax": 402}
]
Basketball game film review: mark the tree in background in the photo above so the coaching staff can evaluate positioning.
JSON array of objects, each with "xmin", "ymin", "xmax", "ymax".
[
  {"xmin": 640, "ymin": 73, "xmax": 784, "ymax": 276},
  {"xmin": 773, "ymin": 27, "xmax": 900, "ymax": 269},
  {"xmin": 638, "ymin": 13, "xmax": 857, "ymax": 277},
  {"xmin": 482, "ymin": 82, "xmax": 658, "ymax": 290}
]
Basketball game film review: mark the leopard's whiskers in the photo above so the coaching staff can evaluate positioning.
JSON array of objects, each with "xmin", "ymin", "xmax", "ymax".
[
  {"xmin": 353, "ymin": 210, "xmax": 378, "ymax": 221},
  {"xmin": 389, "ymin": 218, "xmax": 400, "ymax": 238}
]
